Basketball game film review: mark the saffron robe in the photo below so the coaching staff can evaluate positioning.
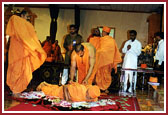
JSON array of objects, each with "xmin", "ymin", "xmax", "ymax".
[
  {"xmin": 67, "ymin": 83, "xmax": 100, "ymax": 102},
  {"xmin": 40, "ymin": 83, "xmax": 64, "ymax": 99},
  {"xmin": 37, "ymin": 82, "xmax": 100, "ymax": 102},
  {"xmin": 6, "ymin": 15, "xmax": 47, "ymax": 93},
  {"xmin": 72, "ymin": 44, "xmax": 91, "ymax": 84},
  {"xmin": 91, "ymin": 35, "xmax": 122, "ymax": 90},
  {"xmin": 52, "ymin": 43, "xmax": 62, "ymax": 62},
  {"xmin": 89, "ymin": 36, "xmax": 101, "ymax": 50},
  {"xmin": 42, "ymin": 41, "xmax": 52, "ymax": 57}
]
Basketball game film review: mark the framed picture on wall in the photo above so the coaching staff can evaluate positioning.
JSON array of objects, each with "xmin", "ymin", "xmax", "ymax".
[{"xmin": 98, "ymin": 26, "xmax": 115, "ymax": 38}]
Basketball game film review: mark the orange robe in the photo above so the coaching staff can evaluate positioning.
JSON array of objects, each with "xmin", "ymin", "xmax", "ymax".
[
  {"xmin": 6, "ymin": 15, "xmax": 47, "ymax": 93},
  {"xmin": 67, "ymin": 82, "xmax": 87, "ymax": 101},
  {"xmin": 87, "ymin": 34, "xmax": 93, "ymax": 42},
  {"xmin": 89, "ymin": 36, "xmax": 101, "ymax": 50},
  {"xmin": 72, "ymin": 44, "xmax": 91, "ymax": 84},
  {"xmin": 52, "ymin": 44, "xmax": 62, "ymax": 62},
  {"xmin": 91, "ymin": 35, "xmax": 122, "ymax": 90},
  {"xmin": 85, "ymin": 84, "xmax": 100, "ymax": 102},
  {"xmin": 4, "ymin": 36, "xmax": 7, "ymax": 63},
  {"xmin": 67, "ymin": 83, "xmax": 100, "ymax": 102},
  {"xmin": 43, "ymin": 41, "xmax": 53, "ymax": 62},
  {"xmin": 38, "ymin": 82, "xmax": 100, "ymax": 102},
  {"xmin": 43, "ymin": 41, "xmax": 52, "ymax": 57},
  {"xmin": 41, "ymin": 84, "xmax": 64, "ymax": 99}
]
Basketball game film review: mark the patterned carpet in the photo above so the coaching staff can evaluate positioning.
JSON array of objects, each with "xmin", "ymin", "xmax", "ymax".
[{"xmin": 5, "ymin": 92, "xmax": 140, "ymax": 111}]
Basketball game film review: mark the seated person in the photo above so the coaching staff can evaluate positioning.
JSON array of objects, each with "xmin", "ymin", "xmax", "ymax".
[
  {"xmin": 42, "ymin": 36, "xmax": 53, "ymax": 62},
  {"xmin": 36, "ymin": 81, "xmax": 100, "ymax": 102},
  {"xmin": 52, "ymin": 40, "xmax": 64, "ymax": 62}
]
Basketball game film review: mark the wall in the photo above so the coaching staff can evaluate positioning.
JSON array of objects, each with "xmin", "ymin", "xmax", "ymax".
[
  {"xmin": 80, "ymin": 10, "xmax": 151, "ymax": 49},
  {"xmin": 4, "ymin": 7, "xmax": 74, "ymax": 49},
  {"xmin": 31, "ymin": 8, "xmax": 50, "ymax": 42},
  {"xmin": 4, "ymin": 7, "xmax": 151, "ymax": 51},
  {"xmin": 31, "ymin": 9, "xmax": 151, "ymax": 50},
  {"xmin": 30, "ymin": 8, "xmax": 75, "ymax": 48}
]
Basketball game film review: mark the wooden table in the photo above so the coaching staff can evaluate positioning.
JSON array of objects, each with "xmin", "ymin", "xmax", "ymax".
[{"xmin": 120, "ymin": 68, "xmax": 164, "ymax": 91}]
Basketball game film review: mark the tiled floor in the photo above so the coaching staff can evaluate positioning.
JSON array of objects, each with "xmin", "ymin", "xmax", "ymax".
[
  {"xmin": 137, "ymin": 79, "xmax": 164, "ymax": 111},
  {"xmin": 4, "ymin": 98, "xmax": 20, "ymax": 110},
  {"xmin": 136, "ymin": 90, "xmax": 164, "ymax": 111}
]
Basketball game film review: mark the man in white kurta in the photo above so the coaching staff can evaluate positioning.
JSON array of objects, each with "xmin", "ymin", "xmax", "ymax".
[
  {"xmin": 122, "ymin": 30, "xmax": 142, "ymax": 93},
  {"xmin": 153, "ymin": 32, "xmax": 164, "ymax": 84},
  {"xmin": 154, "ymin": 32, "xmax": 164, "ymax": 71}
]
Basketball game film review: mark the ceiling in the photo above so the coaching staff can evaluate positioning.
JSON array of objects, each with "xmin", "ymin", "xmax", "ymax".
[
  {"xmin": 58, "ymin": 4, "xmax": 163, "ymax": 13},
  {"xmin": 5, "ymin": 4, "xmax": 164, "ymax": 13}
]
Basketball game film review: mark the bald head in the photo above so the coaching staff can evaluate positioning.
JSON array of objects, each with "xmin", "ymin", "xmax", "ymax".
[
  {"xmin": 74, "ymin": 44, "xmax": 84, "ymax": 57},
  {"xmin": 74, "ymin": 44, "xmax": 84, "ymax": 52}
]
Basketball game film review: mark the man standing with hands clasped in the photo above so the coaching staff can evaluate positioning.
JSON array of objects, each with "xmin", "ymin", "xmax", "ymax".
[{"xmin": 122, "ymin": 30, "xmax": 142, "ymax": 93}]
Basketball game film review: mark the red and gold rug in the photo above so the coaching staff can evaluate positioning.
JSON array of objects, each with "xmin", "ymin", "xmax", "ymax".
[
  {"xmin": 99, "ymin": 94, "xmax": 140, "ymax": 111},
  {"xmin": 5, "ymin": 93, "xmax": 140, "ymax": 111}
]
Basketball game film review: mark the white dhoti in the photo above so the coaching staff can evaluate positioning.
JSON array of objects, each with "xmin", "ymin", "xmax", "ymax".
[
  {"xmin": 124, "ymin": 70, "xmax": 133, "ymax": 92},
  {"xmin": 61, "ymin": 69, "xmax": 69, "ymax": 85},
  {"xmin": 123, "ymin": 70, "xmax": 137, "ymax": 92},
  {"xmin": 61, "ymin": 69, "xmax": 78, "ymax": 85}
]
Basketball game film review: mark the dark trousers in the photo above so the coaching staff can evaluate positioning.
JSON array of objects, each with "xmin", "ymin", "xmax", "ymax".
[
  {"xmin": 154, "ymin": 60, "xmax": 164, "ymax": 71},
  {"xmin": 153, "ymin": 60, "xmax": 164, "ymax": 83}
]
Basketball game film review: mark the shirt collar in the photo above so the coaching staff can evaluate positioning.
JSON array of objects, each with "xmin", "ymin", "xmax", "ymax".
[
  {"xmin": 129, "ymin": 39, "xmax": 137, "ymax": 43},
  {"xmin": 158, "ymin": 39, "xmax": 164, "ymax": 44}
]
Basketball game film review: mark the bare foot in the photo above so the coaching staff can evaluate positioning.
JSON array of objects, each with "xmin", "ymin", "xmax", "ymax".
[{"xmin": 105, "ymin": 89, "xmax": 109, "ymax": 94}]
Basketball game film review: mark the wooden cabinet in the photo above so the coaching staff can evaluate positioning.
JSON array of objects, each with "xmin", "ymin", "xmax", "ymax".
[{"xmin": 147, "ymin": 13, "xmax": 161, "ymax": 44}]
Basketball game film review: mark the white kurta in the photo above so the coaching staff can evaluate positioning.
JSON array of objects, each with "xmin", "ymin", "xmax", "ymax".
[
  {"xmin": 122, "ymin": 39, "xmax": 142, "ymax": 69},
  {"xmin": 155, "ymin": 39, "xmax": 164, "ymax": 65},
  {"xmin": 122, "ymin": 39, "xmax": 142, "ymax": 92}
]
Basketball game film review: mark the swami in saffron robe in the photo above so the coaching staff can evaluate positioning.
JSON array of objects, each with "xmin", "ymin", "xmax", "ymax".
[
  {"xmin": 91, "ymin": 35, "xmax": 122, "ymax": 90},
  {"xmin": 37, "ymin": 82, "xmax": 100, "ymax": 102},
  {"xmin": 71, "ymin": 44, "xmax": 93, "ymax": 84},
  {"xmin": 42, "ymin": 41, "xmax": 52, "ymax": 57},
  {"xmin": 6, "ymin": 15, "xmax": 47, "ymax": 93}
]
